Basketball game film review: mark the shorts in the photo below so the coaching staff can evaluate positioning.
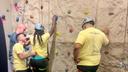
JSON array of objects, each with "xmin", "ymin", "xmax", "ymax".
[
  {"xmin": 15, "ymin": 69, "xmax": 31, "ymax": 72},
  {"xmin": 77, "ymin": 65, "xmax": 99, "ymax": 72}
]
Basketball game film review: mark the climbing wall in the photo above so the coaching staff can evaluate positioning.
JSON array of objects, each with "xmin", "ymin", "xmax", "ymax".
[
  {"xmin": 96, "ymin": 0, "xmax": 128, "ymax": 72},
  {"xmin": 0, "ymin": 0, "xmax": 128, "ymax": 72}
]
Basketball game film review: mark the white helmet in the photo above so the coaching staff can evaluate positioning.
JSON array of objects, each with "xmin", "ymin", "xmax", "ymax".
[
  {"xmin": 82, "ymin": 17, "xmax": 94, "ymax": 26},
  {"xmin": 35, "ymin": 23, "xmax": 44, "ymax": 30}
]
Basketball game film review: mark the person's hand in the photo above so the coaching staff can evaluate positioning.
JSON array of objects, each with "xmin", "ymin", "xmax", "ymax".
[
  {"xmin": 74, "ymin": 58, "xmax": 80, "ymax": 64},
  {"xmin": 102, "ymin": 27, "xmax": 109, "ymax": 35},
  {"xmin": 31, "ymin": 51, "xmax": 36, "ymax": 56},
  {"xmin": 98, "ymin": 26, "xmax": 109, "ymax": 36},
  {"xmin": 24, "ymin": 40, "xmax": 30, "ymax": 46},
  {"xmin": 52, "ymin": 15, "xmax": 58, "ymax": 24}
]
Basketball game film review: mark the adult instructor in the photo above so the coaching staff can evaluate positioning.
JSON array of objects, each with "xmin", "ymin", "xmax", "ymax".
[{"xmin": 74, "ymin": 17, "xmax": 109, "ymax": 72}]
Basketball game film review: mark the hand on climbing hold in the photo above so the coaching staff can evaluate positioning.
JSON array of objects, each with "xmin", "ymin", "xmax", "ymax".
[
  {"xmin": 52, "ymin": 15, "xmax": 58, "ymax": 24},
  {"xmin": 97, "ymin": 26, "xmax": 109, "ymax": 36}
]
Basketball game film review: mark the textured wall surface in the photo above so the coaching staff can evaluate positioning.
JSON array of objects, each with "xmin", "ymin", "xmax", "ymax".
[{"xmin": 0, "ymin": 0, "xmax": 128, "ymax": 72}]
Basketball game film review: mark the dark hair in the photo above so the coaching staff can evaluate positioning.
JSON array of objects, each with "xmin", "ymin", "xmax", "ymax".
[
  {"xmin": 16, "ymin": 33, "xmax": 26, "ymax": 41},
  {"xmin": 82, "ymin": 21, "xmax": 95, "ymax": 28},
  {"xmin": 33, "ymin": 29, "xmax": 44, "ymax": 46},
  {"xmin": 85, "ymin": 21, "xmax": 95, "ymax": 25}
]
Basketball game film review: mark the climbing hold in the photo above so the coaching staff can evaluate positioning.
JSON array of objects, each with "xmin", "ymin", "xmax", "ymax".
[
  {"xmin": 84, "ymin": 12, "xmax": 89, "ymax": 15},
  {"xmin": 25, "ymin": 0, "xmax": 28, "ymax": 4},
  {"xmin": 30, "ymin": 15, "xmax": 34, "ymax": 19},
  {"xmin": 16, "ymin": 16, "xmax": 20, "ymax": 22},
  {"xmin": 6, "ymin": 9, "xmax": 9, "ymax": 12},
  {"xmin": 1, "ymin": 15, "xmax": 6, "ymax": 20},
  {"xmin": 84, "ymin": 8, "xmax": 90, "ymax": 15},
  {"xmin": 67, "ymin": 52, "xmax": 70, "ymax": 56},
  {"xmin": 56, "ymin": 32, "xmax": 61, "ymax": 37},
  {"xmin": 108, "ymin": 12, "xmax": 114, "ymax": 16},
  {"xmin": 69, "ymin": 28, "xmax": 74, "ymax": 33},
  {"xmin": 104, "ymin": 51, "xmax": 109, "ymax": 55},
  {"xmin": 14, "ymin": 3, "xmax": 18, "ymax": 7},
  {"xmin": 41, "ymin": 5, "xmax": 43, "ymax": 10},
  {"xmin": 14, "ymin": 2, "xmax": 19, "ymax": 11},
  {"xmin": 67, "ymin": 10, "xmax": 71, "ymax": 14}
]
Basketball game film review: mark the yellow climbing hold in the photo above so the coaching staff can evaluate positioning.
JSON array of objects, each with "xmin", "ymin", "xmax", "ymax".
[
  {"xmin": 56, "ymin": 32, "xmax": 61, "ymax": 37},
  {"xmin": 83, "ymin": 8, "xmax": 90, "ymax": 15}
]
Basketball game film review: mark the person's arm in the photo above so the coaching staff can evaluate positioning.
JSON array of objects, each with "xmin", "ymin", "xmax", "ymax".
[
  {"xmin": 18, "ymin": 51, "xmax": 36, "ymax": 60},
  {"xmin": 97, "ymin": 27, "xmax": 109, "ymax": 46},
  {"xmin": 74, "ymin": 43, "xmax": 81, "ymax": 63},
  {"xmin": 74, "ymin": 32, "xmax": 85, "ymax": 63},
  {"xmin": 102, "ymin": 33, "xmax": 109, "ymax": 46},
  {"xmin": 97, "ymin": 26, "xmax": 109, "ymax": 37},
  {"xmin": 49, "ymin": 15, "xmax": 58, "ymax": 37}
]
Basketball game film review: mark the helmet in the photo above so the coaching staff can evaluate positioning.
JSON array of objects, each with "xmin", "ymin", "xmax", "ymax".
[
  {"xmin": 82, "ymin": 17, "xmax": 94, "ymax": 26},
  {"xmin": 35, "ymin": 23, "xmax": 44, "ymax": 30}
]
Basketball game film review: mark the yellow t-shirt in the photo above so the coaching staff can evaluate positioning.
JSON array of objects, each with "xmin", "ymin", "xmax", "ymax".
[
  {"xmin": 13, "ymin": 43, "xmax": 28, "ymax": 71},
  {"xmin": 75, "ymin": 27, "xmax": 109, "ymax": 66},
  {"xmin": 30, "ymin": 33, "xmax": 50, "ymax": 58}
]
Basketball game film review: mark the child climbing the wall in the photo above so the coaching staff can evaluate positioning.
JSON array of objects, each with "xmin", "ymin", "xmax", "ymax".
[
  {"xmin": 29, "ymin": 15, "xmax": 58, "ymax": 72},
  {"xmin": 13, "ymin": 33, "xmax": 36, "ymax": 72}
]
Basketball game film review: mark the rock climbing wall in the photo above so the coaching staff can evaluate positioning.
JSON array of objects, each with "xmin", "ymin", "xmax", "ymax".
[
  {"xmin": 0, "ymin": 0, "xmax": 11, "ymax": 52},
  {"xmin": 0, "ymin": 0, "xmax": 128, "ymax": 72},
  {"xmin": 96, "ymin": 0, "xmax": 128, "ymax": 72}
]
